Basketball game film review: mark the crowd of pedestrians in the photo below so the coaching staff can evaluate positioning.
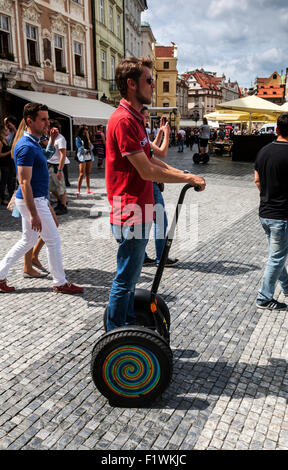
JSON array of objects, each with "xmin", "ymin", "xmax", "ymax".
[
  {"xmin": 1, "ymin": 56, "xmax": 288, "ymax": 325},
  {"xmin": 0, "ymin": 107, "xmax": 107, "ymax": 289}
]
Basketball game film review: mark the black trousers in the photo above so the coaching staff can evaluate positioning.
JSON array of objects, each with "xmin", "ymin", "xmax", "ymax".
[{"xmin": 0, "ymin": 157, "xmax": 15, "ymax": 201}]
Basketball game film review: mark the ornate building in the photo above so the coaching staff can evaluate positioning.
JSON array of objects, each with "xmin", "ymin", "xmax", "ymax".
[
  {"xmin": 0, "ymin": 0, "xmax": 96, "ymax": 97},
  {"xmin": 255, "ymin": 71, "xmax": 285, "ymax": 105},
  {"xmin": 124, "ymin": 0, "xmax": 147, "ymax": 58},
  {"xmin": 92, "ymin": 0, "xmax": 124, "ymax": 105},
  {"xmin": 176, "ymin": 74, "xmax": 189, "ymax": 119},
  {"xmin": 140, "ymin": 21, "xmax": 155, "ymax": 60},
  {"xmin": 184, "ymin": 69, "xmax": 223, "ymax": 120},
  {"xmin": 153, "ymin": 42, "xmax": 178, "ymax": 110}
]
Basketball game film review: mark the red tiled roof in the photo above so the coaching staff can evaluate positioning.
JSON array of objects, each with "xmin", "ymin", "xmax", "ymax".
[
  {"xmin": 193, "ymin": 71, "xmax": 220, "ymax": 91},
  {"xmin": 155, "ymin": 46, "xmax": 174, "ymax": 58}
]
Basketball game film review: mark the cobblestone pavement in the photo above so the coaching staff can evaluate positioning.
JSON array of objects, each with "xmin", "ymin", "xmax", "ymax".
[{"xmin": 0, "ymin": 148, "xmax": 287, "ymax": 451}]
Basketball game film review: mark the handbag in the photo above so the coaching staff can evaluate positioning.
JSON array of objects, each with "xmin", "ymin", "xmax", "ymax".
[{"xmin": 7, "ymin": 190, "xmax": 17, "ymax": 212}]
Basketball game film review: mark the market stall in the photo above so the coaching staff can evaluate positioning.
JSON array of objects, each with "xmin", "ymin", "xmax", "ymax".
[{"xmin": 205, "ymin": 97, "xmax": 284, "ymax": 161}]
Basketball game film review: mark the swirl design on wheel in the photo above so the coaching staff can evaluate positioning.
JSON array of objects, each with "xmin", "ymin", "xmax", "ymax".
[{"xmin": 103, "ymin": 345, "xmax": 160, "ymax": 397}]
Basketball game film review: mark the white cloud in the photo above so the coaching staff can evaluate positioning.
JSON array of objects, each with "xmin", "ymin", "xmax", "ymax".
[
  {"xmin": 142, "ymin": 0, "xmax": 288, "ymax": 87},
  {"xmin": 207, "ymin": 0, "xmax": 248, "ymax": 18}
]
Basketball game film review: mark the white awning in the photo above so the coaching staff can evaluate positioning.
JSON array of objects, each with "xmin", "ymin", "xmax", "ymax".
[{"xmin": 7, "ymin": 88, "xmax": 116, "ymax": 126}]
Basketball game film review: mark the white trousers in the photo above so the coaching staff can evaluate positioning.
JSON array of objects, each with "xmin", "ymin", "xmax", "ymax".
[{"xmin": 0, "ymin": 197, "xmax": 67, "ymax": 286}]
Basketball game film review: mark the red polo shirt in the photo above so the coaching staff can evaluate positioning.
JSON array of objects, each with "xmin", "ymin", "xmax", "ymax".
[{"xmin": 105, "ymin": 99, "xmax": 154, "ymax": 226}]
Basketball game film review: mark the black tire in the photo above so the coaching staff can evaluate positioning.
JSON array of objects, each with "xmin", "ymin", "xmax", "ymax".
[
  {"xmin": 91, "ymin": 326, "xmax": 173, "ymax": 407},
  {"xmin": 103, "ymin": 288, "xmax": 171, "ymax": 334},
  {"xmin": 193, "ymin": 153, "xmax": 200, "ymax": 164},
  {"xmin": 202, "ymin": 153, "xmax": 209, "ymax": 164}
]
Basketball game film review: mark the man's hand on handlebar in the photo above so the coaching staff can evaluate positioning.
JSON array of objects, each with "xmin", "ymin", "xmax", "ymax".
[{"xmin": 188, "ymin": 175, "xmax": 206, "ymax": 191}]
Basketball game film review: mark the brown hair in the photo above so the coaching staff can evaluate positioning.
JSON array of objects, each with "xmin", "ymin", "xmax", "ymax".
[
  {"xmin": 23, "ymin": 102, "xmax": 48, "ymax": 125},
  {"xmin": 11, "ymin": 119, "xmax": 26, "ymax": 159},
  {"xmin": 115, "ymin": 57, "xmax": 153, "ymax": 98}
]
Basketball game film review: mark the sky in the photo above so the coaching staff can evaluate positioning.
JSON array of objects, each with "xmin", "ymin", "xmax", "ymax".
[{"xmin": 141, "ymin": 0, "xmax": 288, "ymax": 88}]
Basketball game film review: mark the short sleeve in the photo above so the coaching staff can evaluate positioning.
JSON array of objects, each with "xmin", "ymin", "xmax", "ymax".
[
  {"xmin": 114, "ymin": 118, "xmax": 143, "ymax": 157},
  {"xmin": 56, "ymin": 135, "xmax": 66, "ymax": 150},
  {"xmin": 15, "ymin": 145, "xmax": 35, "ymax": 167}
]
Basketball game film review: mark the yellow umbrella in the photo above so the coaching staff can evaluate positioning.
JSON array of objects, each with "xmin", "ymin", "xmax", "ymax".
[
  {"xmin": 204, "ymin": 111, "xmax": 278, "ymax": 123},
  {"xmin": 215, "ymin": 95, "xmax": 282, "ymax": 114},
  {"xmin": 213, "ymin": 96, "xmax": 282, "ymax": 133}
]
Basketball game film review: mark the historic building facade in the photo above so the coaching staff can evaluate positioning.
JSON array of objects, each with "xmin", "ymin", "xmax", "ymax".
[
  {"xmin": 0, "ymin": 0, "xmax": 97, "ymax": 97},
  {"xmin": 92, "ymin": 0, "xmax": 124, "ymax": 104},
  {"xmin": 140, "ymin": 21, "xmax": 155, "ymax": 60},
  {"xmin": 176, "ymin": 74, "xmax": 189, "ymax": 119},
  {"xmin": 255, "ymin": 71, "xmax": 285, "ymax": 105},
  {"xmin": 184, "ymin": 69, "xmax": 223, "ymax": 120},
  {"xmin": 153, "ymin": 42, "xmax": 178, "ymax": 110},
  {"xmin": 124, "ymin": 0, "xmax": 147, "ymax": 58}
]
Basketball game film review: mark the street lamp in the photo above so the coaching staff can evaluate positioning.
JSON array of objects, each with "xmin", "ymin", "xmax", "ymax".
[
  {"xmin": 100, "ymin": 93, "xmax": 107, "ymax": 103},
  {"xmin": 191, "ymin": 109, "xmax": 200, "ymax": 127},
  {"xmin": 169, "ymin": 109, "xmax": 177, "ymax": 146}
]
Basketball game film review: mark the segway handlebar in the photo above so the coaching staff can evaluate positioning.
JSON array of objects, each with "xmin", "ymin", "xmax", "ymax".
[{"xmin": 151, "ymin": 175, "xmax": 202, "ymax": 298}]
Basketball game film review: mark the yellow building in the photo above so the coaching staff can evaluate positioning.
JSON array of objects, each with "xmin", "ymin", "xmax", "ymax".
[
  {"xmin": 153, "ymin": 43, "xmax": 178, "ymax": 108},
  {"xmin": 152, "ymin": 42, "xmax": 179, "ymax": 129},
  {"xmin": 92, "ymin": 0, "xmax": 124, "ymax": 105}
]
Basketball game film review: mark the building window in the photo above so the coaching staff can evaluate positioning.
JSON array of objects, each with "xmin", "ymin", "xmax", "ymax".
[
  {"xmin": 163, "ymin": 61, "xmax": 169, "ymax": 69},
  {"xmin": 163, "ymin": 102, "xmax": 169, "ymax": 107},
  {"xmin": 163, "ymin": 81, "xmax": 169, "ymax": 93},
  {"xmin": 54, "ymin": 34, "xmax": 65, "ymax": 72},
  {"xmin": 109, "ymin": 6, "xmax": 114, "ymax": 32},
  {"xmin": 26, "ymin": 23, "xmax": 39, "ymax": 66},
  {"xmin": 116, "ymin": 15, "xmax": 121, "ymax": 38},
  {"xmin": 74, "ymin": 41, "xmax": 84, "ymax": 76},
  {"xmin": 99, "ymin": 0, "xmax": 105, "ymax": 24},
  {"xmin": 101, "ymin": 49, "xmax": 107, "ymax": 78},
  {"xmin": 0, "ymin": 14, "xmax": 13, "ymax": 60},
  {"xmin": 111, "ymin": 55, "xmax": 115, "ymax": 80}
]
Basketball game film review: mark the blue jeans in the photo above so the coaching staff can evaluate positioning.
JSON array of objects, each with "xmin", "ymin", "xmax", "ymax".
[
  {"xmin": 178, "ymin": 138, "xmax": 184, "ymax": 152},
  {"xmin": 145, "ymin": 183, "xmax": 168, "ymax": 263},
  {"xmin": 106, "ymin": 222, "xmax": 151, "ymax": 331},
  {"xmin": 257, "ymin": 218, "xmax": 288, "ymax": 304}
]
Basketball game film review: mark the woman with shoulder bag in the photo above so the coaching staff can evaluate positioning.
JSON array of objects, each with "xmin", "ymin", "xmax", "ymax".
[{"xmin": 75, "ymin": 126, "xmax": 94, "ymax": 196}]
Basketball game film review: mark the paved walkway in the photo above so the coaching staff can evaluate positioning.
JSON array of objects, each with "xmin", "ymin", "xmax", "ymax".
[{"xmin": 0, "ymin": 148, "xmax": 287, "ymax": 451}]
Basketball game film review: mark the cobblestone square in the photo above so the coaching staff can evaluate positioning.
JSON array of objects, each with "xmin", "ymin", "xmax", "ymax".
[{"xmin": 0, "ymin": 148, "xmax": 287, "ymax": 450}]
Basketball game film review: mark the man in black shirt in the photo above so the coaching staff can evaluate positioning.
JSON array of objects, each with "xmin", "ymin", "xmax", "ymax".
[{"xmin": 254, "ymin": 113, "xmax": 288, "ymax": 310}]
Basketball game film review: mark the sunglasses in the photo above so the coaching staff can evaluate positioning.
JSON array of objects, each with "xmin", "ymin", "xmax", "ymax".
[{"xmin": 146, "ymin": 77, "xmax": 154, "ymax": 85}]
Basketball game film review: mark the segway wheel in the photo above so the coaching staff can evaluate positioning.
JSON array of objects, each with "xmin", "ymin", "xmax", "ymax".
[
  {"xmin": 193, "ymin": 153, "xmax": 200, "ymax": 164},
  {"xmin": 91, "ymin": 326, "xmax": 173, "ymax": 407},
  {"xmin": 203, "ymin": 153, "xmax": 209, "ymax": 164}
]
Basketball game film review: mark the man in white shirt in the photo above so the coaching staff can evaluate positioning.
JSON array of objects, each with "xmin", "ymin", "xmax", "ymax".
[
  {"xmin": 177, "ymin": 128, "xmax": 186, "ymax": 152},
  {"xmin": 199, "ymin": 118, "xmax": 210, "ymax": 155},
  {"xmin": 47, "ymin": 119, "xmax": 69, "ymax": 215}
]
